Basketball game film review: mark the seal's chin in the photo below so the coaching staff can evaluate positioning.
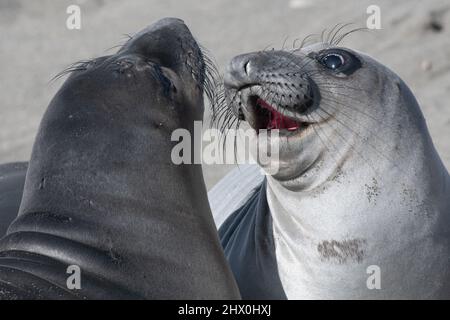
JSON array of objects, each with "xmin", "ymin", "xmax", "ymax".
[{"xmin": 243, "ymin": 94, "xmax": 311, "ymax": 136}]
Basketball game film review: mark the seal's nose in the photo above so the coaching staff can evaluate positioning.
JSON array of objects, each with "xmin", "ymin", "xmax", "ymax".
[
  {"xmin": 224, "ymin": 53, "xmax": 259, "ymax": 90},
  {"xmin": 119, "ymin": 17, "xmax": 189, "ymax": 50},
  {"xmin": 118, "ymin": 17, "xmax": 194, "ymax": 67},
  {"xmin": 141, "ymin": 17, "xmax": 187, "ymax": 33}
]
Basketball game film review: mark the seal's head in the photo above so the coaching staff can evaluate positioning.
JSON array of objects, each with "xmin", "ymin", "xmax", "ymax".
[
  {"xmin": 54, "ymin": 17, "xmax": 210, "ymax": 134},
  {"xmin": 219, "ymin": 33, "xmax": 450, "ymax": 299},
  {"xmin": 20, "ymin": 18, "xmax": 214, "ymax": 217},
  {"xmin": 30, "ymin": 17, "xmax": 215, "ymax": 186},
  {"xmin": 221, "ymin": 41, "xmax": 435, "ymax": 191}
]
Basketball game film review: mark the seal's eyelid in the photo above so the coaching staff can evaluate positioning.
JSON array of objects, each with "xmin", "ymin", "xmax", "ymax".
[
  {"xmin": 319, "ymin": 48, "xmax": 361, "ymax": 63},
  {"xmin": 151, "ymin": 64, "xmax": 175, "ymax": 96},
  {"xmin": 315, "ymin": 48, "xmax": 362, "ymax": 76}
]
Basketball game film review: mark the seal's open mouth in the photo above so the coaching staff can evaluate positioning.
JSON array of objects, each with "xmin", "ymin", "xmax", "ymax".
[{"xmin": 248, "ymin": 96, "xmax": 310, "ymax": 133}]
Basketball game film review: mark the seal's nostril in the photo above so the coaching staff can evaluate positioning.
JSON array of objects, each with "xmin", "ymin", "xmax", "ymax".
[{"xmin": 244, "ymin": 61, "xmax": 250, "ymax": 76}]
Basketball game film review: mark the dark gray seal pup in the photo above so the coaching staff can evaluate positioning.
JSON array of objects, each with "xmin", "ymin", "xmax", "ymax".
[
  {"xmin": 210, "ymin": 35, "xmax": 450, "ymax": 299},
  {"xmin": 0, "ymin": 17, "xmax": 240, "ymax": 300}
]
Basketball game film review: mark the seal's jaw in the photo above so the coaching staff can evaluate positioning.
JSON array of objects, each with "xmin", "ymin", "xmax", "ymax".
[
  {"xmin": 225, "ymin": 84, "xmax": 313, "ymax": 136},
  {"xmin": 246, "ymin": 95, "xmax": 311, "ymax": 134},
  {"xmin": 223, "ymin": 50, "xmax": 321, "ymax": 137}
]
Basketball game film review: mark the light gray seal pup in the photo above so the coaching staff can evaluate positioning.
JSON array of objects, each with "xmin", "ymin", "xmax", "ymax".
[
  {"xmin": 0, "ymin": 17, "xmax": 240, "ymax": 300},
  {"xmin": 210, "ymin": 36, "xmax": 450, "ymax": 299}
]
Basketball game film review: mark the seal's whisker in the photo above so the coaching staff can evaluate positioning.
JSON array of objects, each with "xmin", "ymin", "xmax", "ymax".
[
  {"xmin": 222, "ymin": 109, "xmax": 237, "ymax": 134},
  {"xmin": 313, "ymin": 82, "xmax": 373, "ymax": 100},
  {"xmin": 105, "ymin": 34, "xmax": 137, "ymax": 53},
  {"xmin": 262, "ymin": 44, "xmax": 275, "ymax": 52},
  {"xmin": 50, "ymin": 59, "xmax": 95, "ymax": 83},
  {"xmin": 216, "ymin": 107, "xmax": 234, "ymax": 134},
  {"xmin": 291, "ymin": 38, "xmax": 303, "ymax": 51},
  {"xmin": 211, "ymin": 83, "xmax": 240, "ymax": 154},
  {"xmin": 318, "ymin": 88, "xmax": 373, "ymax": 107},
  {"xmin": 320, "ymin": 95, "xmax": 385, "ymax": 124},
  {"xmin": 217, "ymin": 119, "xmax": 232, "ymax": 154},
  {"xmin": 320, "ymin": 28, "xmax": 328, "ymax": 44},
  {"xmin": 221, "ymin": 113, "xmax": 240, "ymax": 163},
  {"xmin": 332, "ymin": 27, "xmax": 369, "ymax": 46},
  {"xmin": 210, "ymin": 100, "xmax": 229, "ymax": 129},
  {"xmin": 295, "ymin": 33, "xmax": 320, "ymax": 52},
  {"xmin": 309, "ymin": 110, "xmax": 379, "ymax": 182},
  {"xmin": 299, "ymin": 87, "xmax": 392, "ymax": 166},
  {"xmin": 318, "ymin": 102, "xmax": 399, "ymax": 172},
  {"xmin": 230, "ymin": 117, "xmax": 242, "ymax": 164},
  {"xmin": 306, "ymin": 113, "xmax": 348, "ymax": 171},
  {"xmin": 320, "ymin": 99, "xmax": 395, "ymax": 149},
  {"xmin": 122, "ymin": 33, "xmax": 133, "ymax": 40},
  {"xmin": 198, "ymin": 43, "xmax": 224, "ymax": 110},
  {"xmin": 314, "ymin": 83, "xmax": 368, "ymax": 92},
  {"xmin": 314, "ymin": 107, "xmax": 383, "ymax": 177},
  {"xmin": 105, "ymin": 44, "xmax": 125, "ymax": 52},
  {"xmin": 328, "ymin": 22, "xmax": 355, "ymax": 45},
  {"xmin": 281, "ymin": 36, "xmax": 291, "ymax": 51},
  {"xmin": 211, "ymin": 86, "xmax": 237, "ymax": 128},
  {"xmin": 276, "ymin": 54, "xmax": 316, "ymax": 78},
  {"xmin": 213, "ymin": 102, "xmax": 231, "ymax": 127},
  {"xmin": 103, "ymin": 34, "xmax": 134, "ymax": 53},
  {"xmin": 234, "ymin": 121, "xmax": 243, "ymax": 165},
  {"xmin": 326, "ymin": 23, "xmax": 347, "ymax": 44},
  {"xmin": 320, "ymin": 97, "xmax": 382, "ymax": 125}
]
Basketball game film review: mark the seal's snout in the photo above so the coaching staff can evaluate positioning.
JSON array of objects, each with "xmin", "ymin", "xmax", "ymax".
[
  {"xmin": 118, "ymin": 17, "xmax": 200, "ymax": 72},
  {"xmin": 154, "ymin": 17, "xmax": 186, "ymax": 26},
  {"xmin": 112, "ymin": 17, "xmax": 207, "ymax": 102},
  {"xmin": 223, "ymin": 51, "xmax": 316, "ymax": 133}
]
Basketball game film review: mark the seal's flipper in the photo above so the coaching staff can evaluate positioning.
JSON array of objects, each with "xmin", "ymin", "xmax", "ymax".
[
  {"xmin": 218, "ymin": 181, "xmax": 287, "ymax": 300},
  {"xmin": 0, "ymin": 162, "xmax": 27, "ymax": 237}
]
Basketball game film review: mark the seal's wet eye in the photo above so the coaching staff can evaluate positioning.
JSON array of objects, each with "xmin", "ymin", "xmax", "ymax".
[
  {"xmin": 316, "ymin": 48, "xmax": 362, "ymax": 76},
  {"xmin": 321, "ymin": 54, "xmax": 344, "ymax": 70}
]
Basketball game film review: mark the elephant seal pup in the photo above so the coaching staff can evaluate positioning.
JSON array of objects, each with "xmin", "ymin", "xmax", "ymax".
[
  {"xmin": 211, "ymin": 41, "xmax": 450, "ymax": 299},
  {"xmin": 0, "ymin": 17, "xmax": 240, "ymax": 300}
]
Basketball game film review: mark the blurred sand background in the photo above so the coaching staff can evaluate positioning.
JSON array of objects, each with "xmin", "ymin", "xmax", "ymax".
[{"xmin": 0, "ymin": 0, "xmax": 449, "ymax": 189}]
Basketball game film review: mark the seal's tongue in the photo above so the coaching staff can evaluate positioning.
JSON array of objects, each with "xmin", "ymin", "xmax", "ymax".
[{"xmin": 257, "ymin": 98, "xmax": 300, "ymax": 131}]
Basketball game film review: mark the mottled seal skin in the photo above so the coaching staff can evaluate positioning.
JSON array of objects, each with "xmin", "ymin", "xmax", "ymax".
[
  {"xmin": 217, "ymin": 41, "xmax": 450, "ymax": 299},
  {"xmin": 0, "ymin": 18, "xmax": 240, "ymax": 300}
]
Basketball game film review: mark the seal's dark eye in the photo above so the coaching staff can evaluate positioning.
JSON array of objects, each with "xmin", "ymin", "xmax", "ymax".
[
  {"xmin": 321, "ymin": 54, "xmax": 344, "ymax": 70},
  {"xmin": 315, "ymin": 48, "xmax": 362, "ymax": 76}
]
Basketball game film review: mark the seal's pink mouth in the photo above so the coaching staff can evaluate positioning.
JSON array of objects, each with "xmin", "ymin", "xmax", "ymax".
[{"xmin": 256, "ymin": 98, "xmax": 301, "ymax": 131}]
